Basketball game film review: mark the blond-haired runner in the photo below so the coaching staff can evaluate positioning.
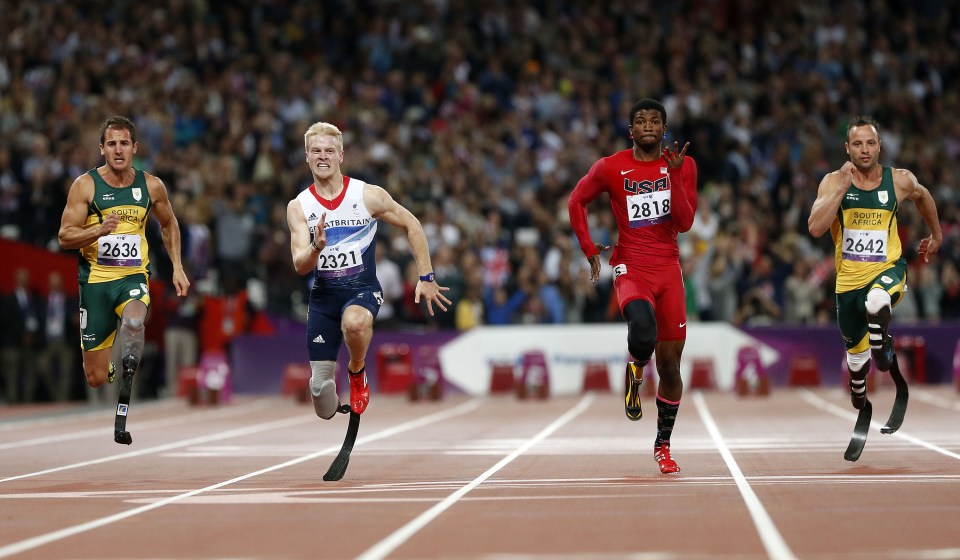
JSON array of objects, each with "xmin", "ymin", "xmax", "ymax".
[{"xmin": 287, "ymin": 122, "xmax": 451, "ymax": 479}]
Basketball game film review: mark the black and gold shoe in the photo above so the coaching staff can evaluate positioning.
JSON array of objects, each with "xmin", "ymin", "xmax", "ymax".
[{"xmin": 625, "ymin": 362, "xmax": 643, "ymax": 421}]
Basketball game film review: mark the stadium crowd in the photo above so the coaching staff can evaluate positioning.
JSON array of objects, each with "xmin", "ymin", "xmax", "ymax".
[{"xmin": 1, "ymin": 0, "xmax": 959, "ymax": 400}]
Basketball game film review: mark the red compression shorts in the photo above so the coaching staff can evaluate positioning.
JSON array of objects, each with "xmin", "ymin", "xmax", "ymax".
[{"xmin": 612, "ymin": 260, "xmax": 687, "ymax": 342}]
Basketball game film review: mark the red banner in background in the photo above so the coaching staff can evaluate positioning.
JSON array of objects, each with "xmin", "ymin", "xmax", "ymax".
[{"xmin": 0, "ymin": 238, "xmax": 79, "ymax": 296}]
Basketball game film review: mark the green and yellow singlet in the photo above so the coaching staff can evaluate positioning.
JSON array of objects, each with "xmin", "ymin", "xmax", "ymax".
[
  {"xmin": 78, "ymin": 168, "xmax": 153, "ymax": 284},
  {"xmin": 830, "ymin": 166, "xmax": 901, "ymax": 293}
]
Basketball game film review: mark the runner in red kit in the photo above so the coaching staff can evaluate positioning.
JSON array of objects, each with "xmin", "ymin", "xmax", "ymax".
[{"xmin": 568, "ymin": 98, "xmax": 698, "ymax": 474}]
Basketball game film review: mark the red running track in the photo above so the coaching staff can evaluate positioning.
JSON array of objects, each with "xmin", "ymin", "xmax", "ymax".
[{"xmin": 1, "ymin": 385, "xmax": 960, "ymax": 559}]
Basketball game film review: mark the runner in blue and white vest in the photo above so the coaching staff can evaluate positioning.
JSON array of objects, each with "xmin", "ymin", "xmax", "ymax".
[{"xmin": 287, "ymin": 122, "xmax": 451, "ymax": 419}]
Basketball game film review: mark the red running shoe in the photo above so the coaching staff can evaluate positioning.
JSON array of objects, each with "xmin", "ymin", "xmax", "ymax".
[
  {"xmin": 349, "ymin": 368, "xmax": 369, "ymax": 414},
  {"xmin": 654, "ymin": 443, "xmax": 680, "ymax": 474}
]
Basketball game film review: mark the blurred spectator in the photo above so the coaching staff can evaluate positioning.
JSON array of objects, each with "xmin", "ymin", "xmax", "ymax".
[
  {"xmin": 518, "ymin": 292, "xmax": 549, "ymax": 325},
  {"xmin": 0, "ymin": 146, "xmax": 23, "ymax": 238},
  {"xmin": 422, "ymin": 203, "xmax": 461, "ymax": 251},
  {"xmin": 374, "ymin": 238, "xmax": 404, "ymax": 328},
  {"xmin": 178, "ymin": 193, "xmax": 213, "ymax": 282},
  {"xmin": 163, "ymin": 274, "xmax": 201, "ymax": 398},
  {"xmin": 941, "ymin": 262, "xmax": 960, "ymax": 319},
  {"xmin": 0, "ymin": 268, "xmax": 39, "ymax": 403},
  {"xmin": 0, "ymin": 0, "xmax": 957, "ymax": 332},
  {"xmin": 213, "ymin": 185, "xmax": 256, "ymax": 284},
  {"xmin": 33, "ymin": 271, "xmax": 79, "ymax": 401},
  {"xmin": 198, "ymin": 274, "xmax": 253, "ymax": 355},
  {"xmin": 735, "ymin": 286, "xmax": 783, "ymax": 328},
  {"xmin": 455, "ymin": 279, "xmax": 485, "ymax": 331},
  {"xmin": 485, "ymin": 285, "xmax": 527, "ymax": 325},
  {"xmin": 257, "ymin": 201, "xmax": 301, "ymax": 316},
  {"xmin": 706, "ymin": 235, "xmax": 742, "ymax": 323},
  {"xmin": 536, "ymin": 270, "xmax": 565, "ymax": 324},
  {"xmin": 431, "ymin": 244, "xmax": 462, "ymax": 329},
  {"xmin": 398, "ymin": 260, "xmax": 427, "ymax": 326},
  {"xmin": 782, "ymin": 256, "xmax": 820, "ymax": 325},
  {"xmin": 914, "ymin": 263, "xmax": 943, "ymax": 321}
]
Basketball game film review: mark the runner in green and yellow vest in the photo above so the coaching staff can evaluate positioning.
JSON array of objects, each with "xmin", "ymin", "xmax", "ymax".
[
  {"xmin": 808, "ymin": 115, "xmax": 942, "ymax": 417},
  {"xmin": 58, "ymin": 116, "xmax": 190, "ymax": 396}
]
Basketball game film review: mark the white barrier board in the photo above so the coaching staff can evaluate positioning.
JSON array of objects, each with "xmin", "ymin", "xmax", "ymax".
[{"xmin": 438, "ymin": 323, "xmax": 779, "ymax": 396}]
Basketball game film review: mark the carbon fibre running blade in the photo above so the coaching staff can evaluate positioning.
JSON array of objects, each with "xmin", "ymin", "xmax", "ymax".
[
  {"xmin": 113, "ymin": 370, "xmax": 134, "ymax": 445},
  {"xmin": 323, "ymin": 411, "xmax": 361, "ymax": 481},
  {"xmin": 844, "ymin": 400, "xmax": 872, "ymax": 462},
  {"xmin": 881, "ymin": 356, "xmax": 908, "ymax": 434}
]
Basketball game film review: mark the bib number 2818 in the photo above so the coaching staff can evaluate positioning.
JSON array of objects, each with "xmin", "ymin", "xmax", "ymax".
[{"xmin": 627, "ymin": 191, "xmax": 671, "ymax": 228}]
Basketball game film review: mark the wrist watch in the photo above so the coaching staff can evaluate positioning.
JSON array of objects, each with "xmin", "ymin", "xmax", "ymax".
[{"xmin": 419, "ymin": 272, "xmax": 436, "ymax": 282}]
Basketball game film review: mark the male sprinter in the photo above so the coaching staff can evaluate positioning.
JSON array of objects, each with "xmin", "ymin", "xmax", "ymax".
[
  {"xmin": 59, "ymin": 116, "xmax": 189, "ymax": 443},
  {"xmin": 568, "ymin": 99, "xmax": 698, "ymax": 474},
  {"xmin": 287, "ymin": 122, "xmax": 450, "ymax": 422},
  {"xmin": 809, "ymin": 115, "xmax": 941, "ymax": 458}
]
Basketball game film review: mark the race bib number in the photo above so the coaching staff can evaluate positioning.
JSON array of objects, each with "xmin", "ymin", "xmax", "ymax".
[
  {"xmin": 316, "ymin": 243, "xmax": 365, "ymax": 278},
  {"xmin": 627, "ymin": 191, "xmax": 671, "ymax": 228},
  {"xmin": 97, "ymin": 234, "xmax": 142, "ymax": 267},
  {"xmin": 842, "ymin": 228, "xmax": 887, "ymax": 262}
]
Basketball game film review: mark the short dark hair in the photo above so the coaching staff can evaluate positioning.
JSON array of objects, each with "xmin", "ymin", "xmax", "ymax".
[
  {"xmin": 629, "ymin": 99, "xmax": 667, "ymax": 124},
  {"xmin": 99, "ymin": 116, "xmax": 138, "ymax": 145},
  {"xmin": 846, "ymin": 115, "xmax": 880, "ymax": 140}
]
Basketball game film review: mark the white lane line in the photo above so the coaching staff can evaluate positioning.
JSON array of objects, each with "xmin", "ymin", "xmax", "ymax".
[
  {"xmin": 0, "ymin": 399, "xmax": 278, "ymax": 450},
  {"xmin": 799, "ymin": 390, "xmax": 960, "ymax": 460},
  {"xmin": 0, "ymin": 399, "xmax": 483, "ymax": 559},
  {"xmin": 356, "ymin": 393, "xmax": 595, "ymax": 560},
  {"xmin": 912, "ymin": 388, "xmax": 960, "ymax": 412},
  {"xmin": 0, "ymin": 414, "xmax": 312, "ymax": 483},
  {"xmin": 0, "ymin": 400, "xmax": 181, "ymax": 431},
  {"xmin": 1, "ymin": 398, "xmax": 486, "ymax": 483},
  {"xmin": 10, "ymin": 471, "xmax": 960, "ymax": 504},
  {"xmin": 693, "ymin": 391, "xmax": 799, "ymax": 560}
]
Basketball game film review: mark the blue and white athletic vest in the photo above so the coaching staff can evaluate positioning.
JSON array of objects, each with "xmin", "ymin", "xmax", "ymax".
[{"xmin": 296, "ymin": 176, "xmax": 378, "ymax": 289}]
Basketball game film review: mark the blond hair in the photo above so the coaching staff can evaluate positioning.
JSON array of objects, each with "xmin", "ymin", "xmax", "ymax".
[{"xmin": 304, "ymin": 122, "xmax": 343, "ymax": 152}]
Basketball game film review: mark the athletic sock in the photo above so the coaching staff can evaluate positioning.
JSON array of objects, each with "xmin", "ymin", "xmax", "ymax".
[{"xmin": 655, "ymin": 396, "xmax": 680, "ymax": 447}]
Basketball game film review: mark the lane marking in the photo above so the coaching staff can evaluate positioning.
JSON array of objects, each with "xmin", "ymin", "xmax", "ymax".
[
  {"xmin": 0, "ymin": 399, "xmax": 278, "ymax": 450},
  {"xmin": 9, "ymin": 471, "xmax": 960, "ymax": 504},
  {"xmin": 0, "ymin": 414, "xmax": 312, "ymax": 483},
  {"xmin": 356, "ymin": 393, "xmax": 595, "ymax": 560},
  {"xmin": 0, "ymin": 399, "xmax": 486, "ymax": 484},
  {"xmin": 0, "ymin": 399, "xmax": 482, "ymax": 559},
  {"xmin": 0, "ymin": 400, "xmax": 180, "ymax": 431},
  {"xmin": 799, "ymin": 390, "xmax": 960, "ymax": 461},
  {"xmin": 912, "ymin": 388, "xmax": 960, "ymax": 412},
  {"xmin": 693, "ymin": 391, "xmax": 799, "ymax": 560}
]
